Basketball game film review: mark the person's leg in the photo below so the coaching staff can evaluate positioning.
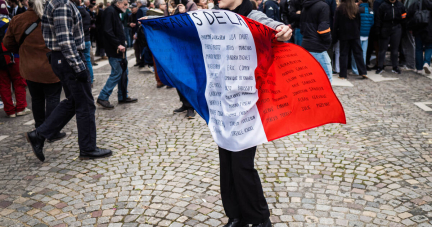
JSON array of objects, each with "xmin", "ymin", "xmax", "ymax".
[
  {"xmin": 84, "ymin": 41, "xmax": 94, "ymax": 84},
  {"xmin": 231, "ymin": 146, "xmax": 270, "ymax": 225},
  {"xmin": 378, "ymin": 37, "xmax": 391, "ymax": 69},
  {"xmin": 9, "ymin": 60, "xmax": 27, "ymax": 112},
  {"xmin": 334, "ymin": 41, "xmax": 340, "ymax": 73},
  {"xmin": 415, "ymin": 34, "xmax": 424, "ymax": 70},
  {"xmin": 339, "ymin": 40, "xmax": 349, "ymax": 78},
  {"xmin": 0, "ymin": 69, "xmax": 15, "ymax": 115},
  {"xmin": 351, "ymin": 52, "xmax": 359, "ymax": 75},
  {"xmin": 362, "ymin": 40, "xmax": 368, "ymax": 64},
  {"xmin": 43, "ymin": 82, "xmax": 62, "ymax": 120},
  {"xmin": 218, "ymin": 146, "xmax": 242, "ymax": 221},
  {"xmin": 424, "ymin": 43, "xmax": 432, "ymax": 66},
  {"xmin": 311, "ymin": 52, "xmax": 332, "ymax": 82},
  {"xmin": 403, "ymin": 31, "xmax": 416, "ymax": 69},
  {"xmin": 352, "ymin": 39, "xmax": 367, "ymax": 76},
  {"xmin": 26, "ymin": 80, "xmax": 46, "ymax": 128},
  {"xmin": 390, "ymin": 26, "xmax": 402, "ymax": 69},
  {"xmin": 134, "ymin": 42, "xmax": 141, "ymax": 65},
  {"xmin": 98, "ymin": 57, "xmax": 123, "ymax": 101},
  {"xmin": 90, "ymin": 45, "xmax": 96, "ymax": 65}
]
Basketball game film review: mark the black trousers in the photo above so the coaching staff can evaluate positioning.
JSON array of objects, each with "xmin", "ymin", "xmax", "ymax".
[
  {"xmin": 378, "ymin": 25, "xmax": 402, "ymax": 69},
  {"xmin": 133, "ymin": 41, "xmax": 141, "ymax": 64},
  {"xmin": 219, "ymin": 146, "xmax": 270, "ymax": 224},
  {"xmin": 26, "ymin": 80, "xmax": 62, "ymax": 128},
  {"xmin": 339, "ymin": 39, "xmax": 367, "ymax": 78},
  {"xmin": 176, "ymin": 89, "xmax": 193, "ymax": 109},
  {"xmin": 37, "ymin": 51, "xmax": 96, "ymax": 152}
]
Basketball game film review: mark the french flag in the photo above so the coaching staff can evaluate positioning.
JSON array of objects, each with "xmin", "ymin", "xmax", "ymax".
[{"xmin": 140, "ymin": 10, "xmax": 346, "ymax": 151}]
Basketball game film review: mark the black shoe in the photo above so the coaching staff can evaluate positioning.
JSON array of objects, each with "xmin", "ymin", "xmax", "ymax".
[
  {"xmin": 157, "ymin": 84, "xmax": 165, "ymax": 88},
  {"xmin": 392, "ymin": 67, "xmax": 401, "ymax": 74},
  {"xmin": 166, "ymin": 86, "xmax": 174, "ymax": 89},
  {"xmin": 79, "ymin": 147, "xmax": 113, "ymax": 160},
  {"xmin": 375, "ymin": 68, "xmax": 383, "ymax": 74},
  {"xmin": 119, "ymin": 97, "xmax": 138, "ymax": 104},
  {"xmin": 139, "ymin": 65, "xmax": 145, "ymax": 68},
  {"xmin": 252, "ymin": 218, "xmax": 272, "ymax": 227},
  {"xmin": 134, "ymin": 63, "xmax": 140, "ymax": 67},
  {"xmin": 25, "ymin": 130, "xmax": 46, "ymax": 162},
  {"xmin": 186, "ymin": 109, "xmax": 196, "ymax": 119},
  {"xmin": 92, "ymin": 63, "xmax": 98, "ymax": 66},
  {"xmin": 173, "ymin": 106, "xmax": 187, "ymax": 113},
  {"xmin": 224, "ymin": 218, "xmax": 247, "ymax": 227},
  {"xmin": 97, "ymin": 99, "xmax": 114, "ymax": 109},
  {"xmin": 47, "ymin": 132, "xmax": 66, "ymax": 143}
]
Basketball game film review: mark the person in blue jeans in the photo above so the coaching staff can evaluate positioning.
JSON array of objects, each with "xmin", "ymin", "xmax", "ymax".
[
  {"xmin": 414, "ymin": 34, "xmax": 432, "ymax": 74},
  {"xmin": 97, "ymin": 0, "xmax": 138, "ymax": 109},
  {"xmin": 351, "ymin": 0, "xmax": 374, "ymax": 75}
]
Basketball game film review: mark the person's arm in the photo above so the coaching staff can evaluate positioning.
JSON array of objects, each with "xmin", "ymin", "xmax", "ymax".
[
  {"xmin": 54, "ymin": 4, "xmax": 86, "ymax": 73},
  {"xmin": 103, "ymin": 9, "xmax": 122, "ymax": 48},
  {"xmin": 2, "ymin": 19, "xmax": 19, "ymax": 53},
  {"xmin": 317, "ymin": 5, "xmax": 331, "ymax": 46}
]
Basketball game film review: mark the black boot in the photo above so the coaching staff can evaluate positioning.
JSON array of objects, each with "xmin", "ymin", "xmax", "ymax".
[
  {"xmin": 173, "ymin": 106, "xmax": 187, "ymax": 113},
  {"xmin": 25, "ymin": 130, "xmax": 46, "ymax": 162},
  {"xmin": 224, "ymin": 218, "xmax": 248, "ymax": 227},
  {"xmin": 79, "ymin": 147, "xmax": 113, "ymax": 160},
  {"xmin": 252, "ymin": 218, "xmax": 272, "ymax": 227},
  {"xmin": 47, "ymin": 132, "xmax": 67, "ymax": 143},
  {"xmin": 97, "ymin": 99, "xmax": 114, "ymax": 109}
]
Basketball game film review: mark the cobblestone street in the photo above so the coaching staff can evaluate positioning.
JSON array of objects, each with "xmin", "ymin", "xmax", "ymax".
[{"xmin": 0, "ymin": 52, "xmax": 432, "ymax": 227}]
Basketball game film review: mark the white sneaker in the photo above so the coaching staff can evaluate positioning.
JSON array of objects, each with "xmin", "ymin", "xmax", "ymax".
[
  {"xmin": 16, "ymin": 108, "xmax": 31, "ymax": 116},
  {"xmin": 7, "ymin": 113, "xmax": 16, "ymax": 118},
  {"xmin": 149, "ymin": 66, "xmax": 154, "ymax": 73},
  {"xmin": 415, "ymin": 69, "xmax": 425, "ymax": 75},
  {"xmin": 423, "ymin": 63, "xmax": 431, "ymax": 74}
]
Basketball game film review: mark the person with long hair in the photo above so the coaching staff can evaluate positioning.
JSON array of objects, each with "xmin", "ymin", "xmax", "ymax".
[{"xmin": 333, "ymin": 0, "xmax": 367, "ymax": 79}]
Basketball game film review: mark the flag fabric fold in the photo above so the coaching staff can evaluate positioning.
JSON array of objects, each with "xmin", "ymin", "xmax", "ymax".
[{"xmin": 140, "ymin": 10, "xmax": 346, "ymax": 151}]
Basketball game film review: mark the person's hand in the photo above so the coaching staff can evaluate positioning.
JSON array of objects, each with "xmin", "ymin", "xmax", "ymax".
[
  {"xmin": 177, "ymin": 4, "xmax": 186, "ymax": 13},
  {"xmin": 275, "ymin": 25, "xmax": 293, "ymax": 42},
  {"xmin": 133, "ymin": 34, "xmax": 137, "ymax": 40},
  {"xmin": 118, "ymin": 45, "xmax": 126, "ymax": 53},
  {"xmin": 130, "ymin": 23, "xmax": 136, "ymax": 27},
  {"xmin": 296, "ymin": 10, "xmax": 301, "ymax": 14}
]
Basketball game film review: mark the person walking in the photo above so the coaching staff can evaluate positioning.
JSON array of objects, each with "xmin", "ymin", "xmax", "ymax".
[
  {"xmin": 3, "ymin": 0, "xmax": 67, "ymax": 142},
  {"xmin": 333, "ymin": 0, "xmax": 368, "ymax": 79},
  {"xmin": 375, "ymin": 0, "xmax": 406, "ymax": 74},
  {"xmin": 75, "ymin": 0, "xmax": 94, "ymax": 85},
  {"xmin": 407, "ymin": 0, "xmax": 432, "ymax": 74},
  {"xmin": 0, "ymin": 1, "xmax": 30, "ymax": 118},
  {"xmin": 25, "ymin": 0, "xmax": 112, "ymax": 162},
  {"xmin": 96, "ymin": 0, "xmax": 138, "ymax": 109},
  {"xmin": 351, "ymin": 0, "xmax": 374, "ymax": 76},
  {"xmin": 300, "ymin": 0, "xmax": 333, "ymax": 82}
]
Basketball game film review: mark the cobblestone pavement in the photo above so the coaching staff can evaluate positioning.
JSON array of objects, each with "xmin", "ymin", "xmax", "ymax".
[{"xmin": 0, "ymin": 52, "xmax": 432, "ymax": 227}]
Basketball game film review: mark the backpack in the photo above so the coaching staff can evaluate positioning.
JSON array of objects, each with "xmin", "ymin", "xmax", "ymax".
[
  {"xmin": 407, "ymin": 0, "xmax": 430, "ymax": 30},
  {"xmin": 0, "ymin": 18, "xmax": 14, "ymax": 69}
]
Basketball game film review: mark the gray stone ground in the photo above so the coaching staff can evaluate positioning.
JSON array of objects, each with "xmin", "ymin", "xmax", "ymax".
[{"xmin": 0, "ymin": 51, "xmax": 432, "ymax": 227}]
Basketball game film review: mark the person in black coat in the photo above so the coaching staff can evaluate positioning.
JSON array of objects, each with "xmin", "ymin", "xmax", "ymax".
[
  {"xmin": 95, "ymin": 3, "xmax": 106, "ymax": 58},
  {"xmin": 332, "ymin": 0, "xmax": 368, "ymax": 79},
  {"xmin": 289, "ymin": 0, "xmax": 303, "ymax": 45},
  {"xmin": 96, "ymin": 0, "xmax": 138, "ymax": 109},
  {"xmin": 375, "ymin": 0, "xmax": 406, "ymax": 74},
  {"xmin": 279, "ymin": 0, "xmax": 289, "ymax": 25},
  {"xmin": 7, "ymin": 0, "xmax": 26, "ymax": 18},
  {"xmin": 263, "ymin": 0, "xmax": 280, "ymax": 21}
]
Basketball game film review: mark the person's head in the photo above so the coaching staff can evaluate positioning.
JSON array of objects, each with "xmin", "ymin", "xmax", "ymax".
[
  {"xmin": 105, "ymin": 2, "xmax": 111, "ymax": 7},
  {"xmin": 131, "ymin": 4, "xmax": 138, "ymax": 12},
  {"xmin": 98, "ymin": 2, "xmax": 103, "ymax": 8},
  {"xmin": 84, "ymin": 0, "xmax": 90, "ymax": 6},
  {"xmin": 27, "ymin": 0, "xmax": 43, "ymax": 17},
  {"xmin": 218, "ymin": 0, "xmax": 242, "ymax": 10},
  {"xmin": 19, "ymin": 0, "xmax": 28, "ymax": 7},
  {"xmin": 70, "ymin": 0, "xmax": 81, "ymax": 6},
  {"xmin": 251, "ymin": 0, "xmax": 257, "ymax": 9},
  {"xmin": 136, "ymin": 0, "xmax": 147, "ymax": 7},
  {"xmin": 340, "ymin": 0, "xmax": 358, "ymax": 19},
  {"xmin": 89, "ymin": 4, "xmax": 94, "ymax": 10},
  {"xmin": 155, "ymin": 0, "xmax": 166, "ymax": 9},
  {"xmin": 112, "ymin": 0, "xmax": 128, "ymax": 11},
  {"xmin": 7, "ymin": 0, "xmax": 19, "ymax": 7},
  {"xmin": 149, "ymin": 1, "xmax": 154, "ymax": 8}
]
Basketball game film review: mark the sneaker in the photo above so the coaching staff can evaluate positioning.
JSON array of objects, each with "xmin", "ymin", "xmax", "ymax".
[
  {"xmin": 16, "ymin": 108, "xmax": 31, "ymax": 116},
  {"xmin": 173, "ymin": 106, "xmax": 187, "ymax": 113},
  {"xmin": 415, "ymin": 69, "xmax": 425, "ymax": 75},
  {"xmin": 401, "ymin": 65, "xmax": 414, "ymax": 71},
  {"xmin": 7, "ymin": 113, "xmax": 16, "ymax": 118},
  {"xmin": 423, "ymin": 63, "xmax": 431, "ymax": 74},
  {"xmin": 97, "ymin": 99, "xmax": 114, "ymax": 109},
  {"xmin": 149, "ymin": 66, "xmax": 155, "ymax": 73},
  {"xmin": 392, "ymin": 67, "xmax": 401, "ymax": 74},
  {"xmin": 375, "ymin": 68, "xmax": 384, "ymax": 74},
  {"xmin": 186, "ymin": 109, "xmax": 196, "ymax": 119}
]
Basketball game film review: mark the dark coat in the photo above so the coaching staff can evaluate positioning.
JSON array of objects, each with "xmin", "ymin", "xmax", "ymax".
[
  {"xmin": 288, "ymin": 0, "xmax": 302, "ymax": 28},
  {"xmin": 77, "ymin": 6, "xmax": 91, "ymax": 42},
  {"xmin": 333, "ymin": 6, "xmax": 361, "ymax": 41},
  {"xmin": 375, "ymin": 0, "xmax": 406, "ymax": 38},
  {"xmin": 8, "ymin": 6, "xmax": 26, "ymax": 18},
  {"xmin": 300, "ymin": 0, "xmax": 332, "ymax": 52},
  {"xmin": 263, "ymin": 0, "xmax": 281, "ymax": 22},
  {"xmin": 324, "ymin": 0, "xmax": 336, "ymax": 30},
  {"xmin": 96, "ymin": 8, "xmax": 104, "ymax": 48},
  {"xmin": 279, "ymin": 0, "xmax": 289, "ymax": 24},
  {"xmin": 103, "ymin": 5, "xmax": 126, "ymax": 58},
  {"xmin": 407, "ymin": 0, "xmax": 432, "ymax": 43}
]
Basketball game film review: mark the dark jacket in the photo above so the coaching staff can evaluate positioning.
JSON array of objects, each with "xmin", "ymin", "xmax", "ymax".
[
  {"xmin": 137, "ymin": 6, "xmax": 148, "ymax": 18},
  {"xmin": 77, "ymin": 6, "xmax": 91, "ymax": 42},
  {"xmin": 376, "ymin": 0, "xmax": 406, "ymax": 38},
  {"xmin": 96, "ymin": 8, "xmax": 104, "ymax": 48},
  {"xmin": 263, "ymin": 0, "xmax": 281, "ymax": 22},
  {"xmin": 333, "ymin": 6, "xmax": 361, "ymax": 41},
  {"xmin": 324, "ymin": 0, "xmax": 336, "ymax": 30},
  {"xmin": 8, "ymin": 6, "xmax": 26, "ymax": 18},
  {"xmin": 407, "ymin": 0, "xmax": 432, "ymax": 43},
  {"xmin": 288, "ymin": 0, "xmax": 302, "ymax": 28},
  {"xmin": 3, "ymin": 9, "xmax": 59, "ymax": 84},
  {"xmin": 359, "ymin": 3, "xmax": 374, "ymax": 37},
  {"xmin": 300, "ymin": 0, "xmax": 332, "ymax": 52},
  {"xmin": 280, "ymin": 0, "xmax": 289, "ymax": 24},
  {"xmin": 103, "ymin": 5, "xmax": 126, "ymax": 58},
  {"xmin": 127, "ymin": 12, "xmax": 138, "ymax": 35}
]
